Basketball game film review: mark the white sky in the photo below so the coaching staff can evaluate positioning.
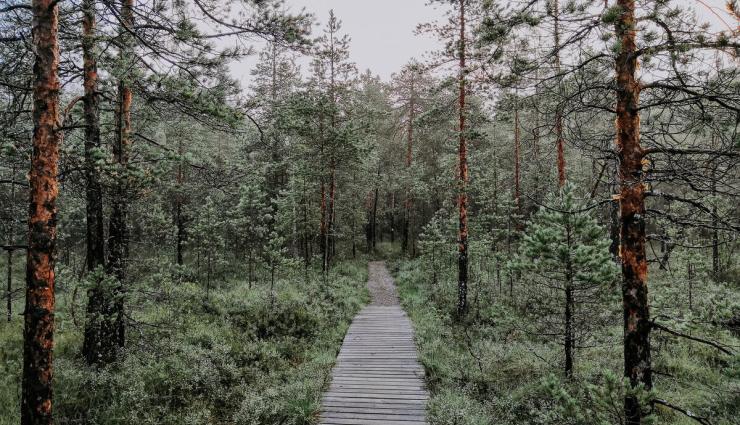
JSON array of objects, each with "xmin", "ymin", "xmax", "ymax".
[
  {"xmin": 231, "ymin": 0, "xmax": 447, "ymax": 86},
  {"xmin": 229, "ymin": 0, "xmax": 738, "ymax": 88}
]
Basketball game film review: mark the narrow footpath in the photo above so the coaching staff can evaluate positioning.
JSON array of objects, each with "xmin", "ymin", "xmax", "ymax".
[{"xmin": 319, "ymin": 261, "xmax": 429, "ymax": 425}]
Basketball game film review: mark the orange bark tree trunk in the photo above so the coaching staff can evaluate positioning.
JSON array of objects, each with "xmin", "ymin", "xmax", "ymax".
[
  {"xmin": 22, "ymin": 0, "xmax": 62, "ymax": 423},
  {"xmin": 456, "ymin": 0, "xmax": 469, "ymax": 318},
  {"xmin": 553, "ymin": 0, "xmax": 566, "ymax": 187},
  {"xmin": 615, "ymin": 0, "xmax": 652, "ymax": 422}
]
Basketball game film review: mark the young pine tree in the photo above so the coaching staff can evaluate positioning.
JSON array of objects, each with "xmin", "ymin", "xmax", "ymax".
[{"xmin": 513, "ymin": 183, "xmax": 618, "ymax": 378}]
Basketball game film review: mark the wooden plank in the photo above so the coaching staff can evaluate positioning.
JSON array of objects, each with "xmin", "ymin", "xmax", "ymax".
[{"xmin": 319, "ymin": 262, "xmax": 428, "ymax": 424}]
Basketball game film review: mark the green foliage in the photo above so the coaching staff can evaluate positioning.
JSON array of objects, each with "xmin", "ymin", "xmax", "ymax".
[
  {"xmin": 393, "ymin": 188, "xmax": 739, "ymax": 425},
  {"xmin": 0, "ymin": 260, "xmax": 368, "ymax": 425},
  {"xmin": 513, "ymin": 183, "xmax": 617, "ymax": 289},
  {"xmin": 541, "ymin": 372, "xmax": 657, "ymax": 425},
  {"xmin": 601, "ymin": 5, "xmax": 623, "ymax": 24}
]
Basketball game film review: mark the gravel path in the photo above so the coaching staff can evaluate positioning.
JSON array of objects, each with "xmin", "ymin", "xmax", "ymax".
[{"xmin": 367, "ymin": 261, "xmax": 399, "ymax": 305}]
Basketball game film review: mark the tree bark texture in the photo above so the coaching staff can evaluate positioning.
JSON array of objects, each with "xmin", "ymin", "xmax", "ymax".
[
  {"xmin": 22, "ymin": 1, "xmax": 61, "ymax": 422},
  {"xmin": 457, "ymin": 0, "xmax": 469, "ymax": 318},
  {"xmin": 615, "ymin": 1, "xmax": 652, "ymax": 422}
]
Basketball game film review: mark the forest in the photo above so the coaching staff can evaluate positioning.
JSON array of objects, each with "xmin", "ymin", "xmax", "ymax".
[{"xmin": 0, "ymin": 0, "xmax": 738, "ymax": 424}]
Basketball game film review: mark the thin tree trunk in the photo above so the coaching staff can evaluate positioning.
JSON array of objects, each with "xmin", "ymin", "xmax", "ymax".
[
  {"xmin": 514, "ymin": 103, "xmax": 521, "ymax": 217},
  {"xmin": 389, "ymin": 192, "xmax": 395, "ymax": 243},
  {"xmin": 320, "ymin": 180, "xmax": 328, "ymax": 271},
  {"xmin": 327, "ymin": 163, "xmax": 336, "ymax": 268},
  {"xmin": 564, "ymin": 224, "xmax": 574, "ymax": 378},
  {"xmin": 81, "ymin": 0, "xmax": 120, "ymax": 365},
  {"xmin": 82, "ymin": 0, "xmax": 105, "ymax": 272},
  {"xmin": 553, "ymin": 0, "xmax": 566, "ymax": 187},
  {"xmin": 107, "ymin": 0, "xmax": 134, "ymax": 352},
  {"xmin": 6, "ymin": 164, "xmax": 16, "ymax": 322},
  {"xmin": 564, "ymin": 283, "xmax": 573, "ymax": 378},
  {"xmin": 710, "ymin": 135, "xmax": 719, "ymax": 279},
  {"xmin": 207, "ymin": 252, "xmax": 211, "ymax": 296},
  {"xmin": 6, "ymin": 249, "xmax": 12, "ymax": 323},
  {"xmin": 687, "ymin": 262, "xmax": 694, "ymax": 311},
  {"xmin": 403, "ymin": 75, "xmax": 415, "ymax": 254},
  {"xmin": 532, "ymin": 67, "xmax": 542, "ymax": 202},
  {"xmin": 303, "ymin": 174, "xmax": 310, "ymax": 267},
  {"xmin": 456, "ymin": 0, "xmax": 469, "ymax": 318},
  {"xmin": 175, "ymin": 139, "xmax": 185, "ymax": 266},
  {"xmin": 372, "ymin": 170, "xmax": 379, "ymax": 250},
  {"xmin": 615, "ymin": 0, "xmax": 652, "ymax": 422},
  {"xmin": 22, "ymin": 1, "xmax": 61, "ymax": 422},
  {"xmin": 319, "ymin": 109, "xmax": 327, "ymax": 272}
]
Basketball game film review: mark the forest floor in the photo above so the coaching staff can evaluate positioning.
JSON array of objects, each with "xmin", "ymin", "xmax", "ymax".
[
  {"xmin": 390, "ymin": 255, "xmax": 739, "ymax": 425},
  {"xmin": 0, "ymin": 258, "xmax": 370, "ymax": 425}
]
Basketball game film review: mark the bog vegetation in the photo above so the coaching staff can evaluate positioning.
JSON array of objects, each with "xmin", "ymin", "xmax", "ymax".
[{"xmin": 0, "ymin": 0, "xmax": 738, "ymax": 424}]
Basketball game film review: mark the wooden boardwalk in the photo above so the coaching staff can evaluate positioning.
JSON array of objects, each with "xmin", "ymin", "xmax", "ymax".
[{"xmin": 320, "ymin": 263, "xmax": 428, "ymax": 425}]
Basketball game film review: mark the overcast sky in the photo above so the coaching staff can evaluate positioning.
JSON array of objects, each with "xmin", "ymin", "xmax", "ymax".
[
  {"xmin": 231, "ymin": 0, "xmax": 447, "ymax": 86},
  {"xmin": 231, "ymin": 0, "xmax": 737, "ymax": 87}
]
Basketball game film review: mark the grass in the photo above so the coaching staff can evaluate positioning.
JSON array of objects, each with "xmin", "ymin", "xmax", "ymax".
[
  {"xmin": 0, "ymin": 257, "xmax": 369, "ymax": 425},
  {"xmin": 391, "ymin": 253, "xmax": 739, "ymax": 425}
]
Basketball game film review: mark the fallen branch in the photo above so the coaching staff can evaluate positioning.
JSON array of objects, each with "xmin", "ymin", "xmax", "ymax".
[
  {"xmin": 1, "ymin": 245, "xmax": 27, "ymax": 251},
  {"xmin": 652, "ymin": 321, "xmax": 733, "ymax": 355},
  {"xmin": 652, "ymin": 399, "xmax": 712, "ymax": 425}
]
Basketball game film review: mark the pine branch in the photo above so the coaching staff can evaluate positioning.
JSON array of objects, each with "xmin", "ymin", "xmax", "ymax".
[
  {"xmin": 651, "ymin": 321, "xmax": 734, "ymax": 355},
  {"xmin": 652, "ymin": 399, "xmax": 713, "ymax": 425}
]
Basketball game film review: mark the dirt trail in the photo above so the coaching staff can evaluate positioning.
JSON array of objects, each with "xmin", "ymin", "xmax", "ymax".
[{"xmin": 367, "ymin": 261, "xmax": 399, "ymax": 305}]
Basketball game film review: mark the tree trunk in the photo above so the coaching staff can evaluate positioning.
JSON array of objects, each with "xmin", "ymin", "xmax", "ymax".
[
  {"xmin": 514, "ymin": 104, "xmax": 521, "ymax": 217},
  {"xmin": 327, "ymin": 163, "xmax": 336, "ymax": 268},
  {"xmin": 553, "ymin": 0, "xmax": 566, "ymax": 187},
  {"xmin": 372, "ymin": 174, "xmax": 379, "ymax": 250},
  {"xmin": 710, "ymin": 138, "xmax": 719, "ymax": 279},
  {"xmin": 403, "ymin": 75, "xmax": 415, "ymax": 254},
  {"xmin": 303, "ymin": 175, "xmax": 310, "ymax": 267},
  {"xmin": 564, "ymin": 283, "xmax": 573, "ymax": 378},
  {"xmin": 615, "ymin": 0, "xmax": 652, "ymax": 422},
  {"xmin": 82, "ymin": 0, "xmax": 105, "ymax": 273},
  {"xmin": 532, "ymin": 68, "xmax": 542, "ymax": 203},
  {"xmin": 564, "ymin": 225, "xmax": 574, "ymax": 378},
  {"xmin": 82, "ymin": 0, "xmax": 120, "ymax": 365},
  {"xmin": 319, "ymin": 109, "xmax": 327, "ymax": 272},
  {"xmin": 320, "ymin": 181, "xmax": 328, "ymax": 271},
  {"xmin": 456, "ymin": 0, "xmax": 469, "ymax": 318},
  {"xmin": 6, "ymin": 164, "xmax": 16, "ymax": 322},
  {"xmin": 6, "ymin": 249, "xmax": 12, "ymax": 322},
  {"xmin": 106, "ymin": 0, "xmax": 134, "ymax": 353},
  {"xmin": 175, "ymin": 139, "xmax": 185, "ymax": 267},
  {"xmin": 22, "ymin": 1, "xmax": 61, "ymax": 422}
]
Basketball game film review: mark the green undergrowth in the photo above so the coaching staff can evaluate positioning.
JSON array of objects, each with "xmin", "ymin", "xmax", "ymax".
[
  {"xmin": 391, "ymin": 257, "xmax": 739, "ymax": 425},
  {"xmin": 0, "ymin": 259, "xmax": 369, "ymax": 425}
]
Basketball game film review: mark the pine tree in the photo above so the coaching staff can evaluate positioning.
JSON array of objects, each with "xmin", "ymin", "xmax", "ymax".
[
  {"xmin": 308, "ymin": 10, "xmax": 356, "ymax": 272},
  {"xmin": 513, "ymin": 183, "xmax": 618, "ymax": 378},
  {"xmin": 233, "ymin": 173, "xmax": 272, "ymax": 287},
  {"xmin": 190, "ymin": 195, "xmax": 226, "ymax": 297}
]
